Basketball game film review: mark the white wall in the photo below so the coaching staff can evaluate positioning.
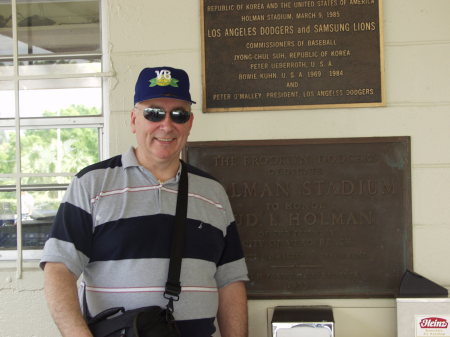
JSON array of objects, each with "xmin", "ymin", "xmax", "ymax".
[{"xmin": 1, "ymin": 0, "xmax": 449, "ymax": 336}]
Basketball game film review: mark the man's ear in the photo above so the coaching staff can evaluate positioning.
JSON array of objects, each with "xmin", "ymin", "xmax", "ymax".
[
  {"xmin": 130, "ymin": 108, "xmax": 137, "ymax": 134},
  {"xmin": 188, "ymin": 111, "xmax": 194, "ymax": 129}
]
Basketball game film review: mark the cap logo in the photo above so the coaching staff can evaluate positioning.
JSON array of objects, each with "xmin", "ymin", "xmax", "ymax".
[{"xmin": 149, "ymin": 69, "xmax": 179, "ymax": 88}]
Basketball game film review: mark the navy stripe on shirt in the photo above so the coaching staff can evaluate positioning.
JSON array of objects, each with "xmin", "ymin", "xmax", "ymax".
[
  {"xmin": 50, "ymin": 202, "xmax": 93, "ymax": 257},
  {"xmin": 176, "ymin": 317, "xmax": 216, "ymax": 337},
  {"xmin": 50, "ymin": 201, "xmax": 237, "ymax": 266},
  {"xmin": 89, "ymin": 214, "xmax": 225, "ymax": 263},
  {"xmin": 218, "ymin": 221, "xmax": 245, "ymax": 266}
]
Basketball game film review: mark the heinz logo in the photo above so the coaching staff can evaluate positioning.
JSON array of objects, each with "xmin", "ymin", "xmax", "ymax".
[{"xmin": 420, "ymin": 317, "xmax": 449, "ymax": 328}]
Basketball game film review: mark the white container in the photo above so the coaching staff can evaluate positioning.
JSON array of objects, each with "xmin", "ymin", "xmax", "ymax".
[
  {"xmin": 271, "ymin": 306, "xmax": 334, "ymax": 337},
  {"xmin": 397, "ymin": 298, "xmax": 450, "ymax": 337}
]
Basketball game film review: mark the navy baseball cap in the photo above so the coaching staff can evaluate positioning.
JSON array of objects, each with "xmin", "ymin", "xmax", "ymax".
[{"xmin": 134, "ymin": 66, "xmax": 196, "ymax": 105}]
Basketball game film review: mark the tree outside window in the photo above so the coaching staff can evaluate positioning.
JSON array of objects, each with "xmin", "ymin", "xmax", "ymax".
[{"xmin": 0, "ymin": 0, "xmax": 107, "ymax": 261}]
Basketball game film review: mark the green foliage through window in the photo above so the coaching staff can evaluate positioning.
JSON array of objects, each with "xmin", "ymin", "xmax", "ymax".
[{"xmin": 0, "ymin": 104, "xmax": 100, "ymax": 178}]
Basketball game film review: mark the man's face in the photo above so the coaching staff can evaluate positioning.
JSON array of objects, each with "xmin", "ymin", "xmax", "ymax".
[{"xmin": 131, "ymin": 97, "xmax": 193, "ymax": 167}]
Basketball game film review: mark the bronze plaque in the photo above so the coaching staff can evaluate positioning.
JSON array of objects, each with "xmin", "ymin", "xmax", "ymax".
[
  {"xmin": 184, "ymin": 137, "xmax": 412, "ymax": 298},
  {"xmin": 201, "ymin": 0, "xmax": 384, "ymax": 111}
]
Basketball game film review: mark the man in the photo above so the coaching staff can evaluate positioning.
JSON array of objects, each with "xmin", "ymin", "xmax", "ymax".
[{"xmin": 41, "ymin": 66, "xmax": 249, "ymax": 337}]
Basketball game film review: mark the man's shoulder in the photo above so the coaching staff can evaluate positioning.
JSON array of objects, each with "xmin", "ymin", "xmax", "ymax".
[
  {"xmin": 76, "ymin": 154, "xmax": 123, "ymax": 178},
  {"xmin": 184, "ymin": 162, "xmax": 231, "ymax": 202}
]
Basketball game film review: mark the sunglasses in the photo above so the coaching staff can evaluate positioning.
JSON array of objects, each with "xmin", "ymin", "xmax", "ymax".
[{"xmin": 138, "ymin": 107, "xmax": 191, "ymax": 124}]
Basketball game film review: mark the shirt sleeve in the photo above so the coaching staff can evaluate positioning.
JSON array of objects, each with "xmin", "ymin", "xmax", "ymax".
[
  {"xmin": 215, "ymin": 195, "xmax": 249, "ymax": 288},
  {"xmin": 40, "ymin": 177, "xmax": 94, "ymax": 278}
]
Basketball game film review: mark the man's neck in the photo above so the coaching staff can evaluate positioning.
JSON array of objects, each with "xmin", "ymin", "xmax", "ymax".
[{"xmin": 134, "ymin": 148, "xmax": 180, "ymax": 182}]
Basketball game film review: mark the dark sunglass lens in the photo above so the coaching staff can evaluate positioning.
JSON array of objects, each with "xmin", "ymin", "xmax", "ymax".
[
  {"xmin": 143, "ymin": 108, "xmax": 165, "ymax": 122},
  {"xmin": 170, "ymin": 109, "xmax": 190, "ymax": 124}
]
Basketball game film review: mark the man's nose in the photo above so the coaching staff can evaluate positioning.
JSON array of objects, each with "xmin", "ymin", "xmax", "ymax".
[{"xmin": 158, "ymin": 112, "xmax": 175, "ymax": 129}]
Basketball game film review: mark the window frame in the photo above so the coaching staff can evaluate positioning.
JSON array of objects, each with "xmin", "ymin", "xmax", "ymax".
[{"xmin": 0, "ymin": 0, "xmax": 111, "ymax": 273}]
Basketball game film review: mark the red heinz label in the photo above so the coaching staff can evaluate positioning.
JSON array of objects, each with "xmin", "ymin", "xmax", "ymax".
[{"xmin": 420, "ymin": 317, "xmax": 449, "ymax": 329}]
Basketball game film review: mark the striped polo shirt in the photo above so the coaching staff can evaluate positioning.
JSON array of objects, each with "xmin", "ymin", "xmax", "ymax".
[{"xmin": 40, "ymin": 148, "xmax": 249, "ymax": 336}]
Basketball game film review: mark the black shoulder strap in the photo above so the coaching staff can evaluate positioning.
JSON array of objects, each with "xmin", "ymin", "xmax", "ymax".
[{"xmin": 164, "ymin": 160, "xmax": 188, "ymax": 311}]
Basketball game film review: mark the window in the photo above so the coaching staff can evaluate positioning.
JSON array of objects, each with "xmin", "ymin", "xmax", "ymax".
[{"xmin": 0, "ymin": 0, "xmax": 109, "ymax": 266}]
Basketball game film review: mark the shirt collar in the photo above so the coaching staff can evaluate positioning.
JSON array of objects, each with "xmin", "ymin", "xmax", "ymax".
[
  {"xmin": 122, "ymin": 147, "xmax": 182, "ymax": 184},
  {"xmin": 122, "ymin": 147, "xmax": 140, "ymax": 168}
]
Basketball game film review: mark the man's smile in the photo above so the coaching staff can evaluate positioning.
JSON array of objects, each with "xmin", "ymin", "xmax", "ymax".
[{"xmin": 155, "ymin": 137, "xmax": 176, "ymax": 142}]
